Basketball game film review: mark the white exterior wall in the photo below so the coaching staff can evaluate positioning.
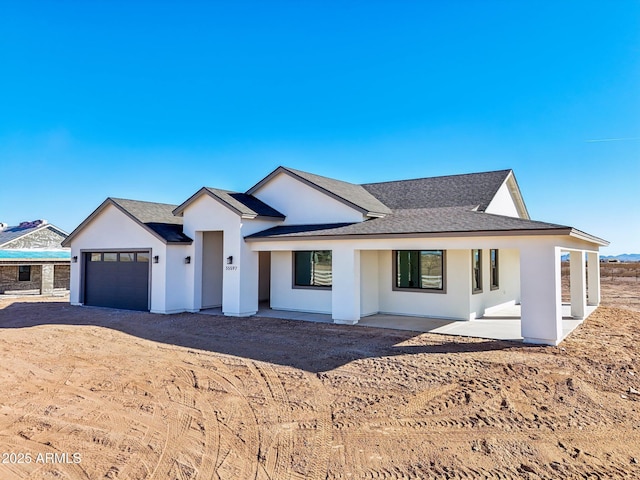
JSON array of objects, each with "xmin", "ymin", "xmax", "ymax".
[
  {"xmin": 66, "ymin": 204, "xmax": 169, "ymax": 312},
  {"xmin": 469, "ymin": 248, "xmax": 520, "ymax": 319},
  {"xmin": 377, "ymin": 249, "xmax": 471, "ymax": 320},
  {"xmin": 270, "ymin": 251, "xmax": 332, "ymax": 313},
  {"xmin": 163, "ymin": 243, "xmax": 192, "ymax": 313},
  {"xmin": 360, "ymin": 250, "xmax": 379, "ymax": 316},
  {"xmin": 181, "ymin": 194, "xmax": 280, "ymax": 316},
  {"xmin": 485, "ymin": 181, "xmax": 521, "ymax": 218},
  {"xmin": 252, "ymin": 172, "xmax": 365, "ymax": 224}
]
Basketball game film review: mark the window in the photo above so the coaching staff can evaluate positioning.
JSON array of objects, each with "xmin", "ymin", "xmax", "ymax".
[
  {"xmin": 490, "ymin": 249, "xmax": 499, "ymax": 290},
  {"xmin": 90, "ymin": 253, "xmax": 102, "ymax": 262},
  {"xmin": 472, "ymin": 249, "xmax": 482, "ymax": 293},
  {"xmin": 136, "ymin": 252, "xmax": 150, "ymax": 262},
  {"xmin": 103, "ymin": 253, "xmax": 118, "ymax": 262},
  {"xmin": 18, "ymin": 265, "xmax": 31, "ymax": 282},
  {"xmin": 119, "ymin": 253, "xmax": 135, "ymax": 262},
  {"xmin": 294, "ymin": 251, "xmax": 332, "ymax": 287},
  {"xmin": 395, "ymin": 250, "xmax": 444, "ymax": 291}
]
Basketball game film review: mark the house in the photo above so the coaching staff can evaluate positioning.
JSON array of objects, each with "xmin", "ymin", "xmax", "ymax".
[
  {"xmin": 0, "ymin": 220, "xmax": 71, "ymax": 295},
  {"xmin": 62, "ymin": 167, "xmax": 608, "ymax": 345}
]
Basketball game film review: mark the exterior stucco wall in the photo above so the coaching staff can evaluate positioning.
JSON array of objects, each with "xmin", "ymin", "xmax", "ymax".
[
  {"xmin": 469, "ymin": 248, "xmax": 520, "ymax": 319},
  {"xmin": 485, "ymin": 181, "xmax": 521, "ymax": 218},
  {"xmin": 252, "ymin": 172, "xmax": 365, "ymax": 225},
  {"xmin": 270, "ymin": 250, "xmax": 332, "ymax": 313},
  {"xmin": 181, "ymin": 194, "xmax": 280, "ymax": 315},
  {"xmin": 377, "ymin": 249, "xmax": 472, "ymax": 320},
  {"xmin": 67, "ymin": 204, "xmax": 168, "ymax": 312},
  {"xmin": 360, "ymin": 250, "xmax": 379, "ymax": 316}
]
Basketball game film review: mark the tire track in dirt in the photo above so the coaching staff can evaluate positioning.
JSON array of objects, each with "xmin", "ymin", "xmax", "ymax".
[{"xmin": 249, "ymin": 361, "xmax": 294, "ymax": 480}]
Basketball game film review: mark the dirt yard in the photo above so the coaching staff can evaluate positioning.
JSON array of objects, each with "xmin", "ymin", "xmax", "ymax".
[{"xmin": 1, "ymin": 278, "xmax": 639, "ymax": 479}]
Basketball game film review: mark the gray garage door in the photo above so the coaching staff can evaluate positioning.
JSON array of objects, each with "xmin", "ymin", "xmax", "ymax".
[{"xmin": 84, "ymin": 251, "xmax": 150, "ymax": 311}]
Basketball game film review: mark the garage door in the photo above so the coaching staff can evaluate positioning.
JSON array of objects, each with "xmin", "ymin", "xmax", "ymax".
[{"xmin": 84, "ymin": 251, "xmax": 150, "ymax": 311}]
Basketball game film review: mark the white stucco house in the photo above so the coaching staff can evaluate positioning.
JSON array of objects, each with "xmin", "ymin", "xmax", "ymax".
[{"xmin": 62, "ymin": 166, "xmax": 608, "ymax": 345}]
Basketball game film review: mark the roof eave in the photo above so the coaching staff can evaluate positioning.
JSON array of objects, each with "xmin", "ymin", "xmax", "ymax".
[
  {"xmin": 63, "ymin": 198, "xmax": 176, "ymax": 246},
  {"xmin": 245, "ymin": 227, "xmax": 603, "ymax": 242},
  {"xmin": 569, "ymin": 228, "xmax": 609, "ymax": 246}
]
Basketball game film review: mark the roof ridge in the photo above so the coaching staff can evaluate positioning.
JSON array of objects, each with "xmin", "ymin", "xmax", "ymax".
[
  {"xmin": 109, "ymin": 197, "xmax": 180, "ymax": 208},
  {"xmin": 361, "ymin": 169, "xmax": 512, "ymax": 186}
]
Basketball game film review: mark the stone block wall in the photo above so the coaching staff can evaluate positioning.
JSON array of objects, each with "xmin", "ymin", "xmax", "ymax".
[
  {"xmin": 0, "ymin": 265, "xmax": 42, "ymax": 293},
  {"xmin": 54, "ymin": 265, "xmax": 71, "ymax": 289}
]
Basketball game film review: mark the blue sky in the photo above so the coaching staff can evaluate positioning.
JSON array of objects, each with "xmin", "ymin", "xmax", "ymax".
[{"xmin": 1, "ymin": 1, "xmax": 638, "ymax": 254}]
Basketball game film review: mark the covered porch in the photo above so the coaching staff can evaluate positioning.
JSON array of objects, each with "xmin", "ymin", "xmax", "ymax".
[
  {"xmin": 246, "ymin": 302, "xmax": 597, "ymax": 343},
  {"xmin": 249, "ymin": 232, "xmax": 605, "ymax": 346}
]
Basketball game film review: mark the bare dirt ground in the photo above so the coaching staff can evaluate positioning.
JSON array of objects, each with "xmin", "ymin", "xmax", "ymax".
[{"xmin": 1, "ymin": 279, "xmax": 639, "ymax": 479}]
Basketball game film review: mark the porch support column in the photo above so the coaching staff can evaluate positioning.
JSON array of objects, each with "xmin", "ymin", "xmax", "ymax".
[
  {"xmin": 41, "ymin": 264, "xmax": 54, "ymax": 295},
  {"xmin": 570, "ymin": 250, "xmax": 586, "ymax": 319},
  {"xmin": 520, "ymin": 245, "xmax": 562, "ymax": 345},
  {"xmin": 587, "ymin": 251, "xmax": 601, "ymax": 306},
  {"xmin": 332, "ymin": 246, "xmax": 361, "ymax": 324}
]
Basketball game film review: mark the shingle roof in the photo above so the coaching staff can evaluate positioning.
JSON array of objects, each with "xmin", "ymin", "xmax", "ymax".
[
  {"xmin": 245, "ymin": 206, "xmax": 581, "ymax": 240},
  {"xmin": 203, "ymin": 188, "xmax": 285, "ymax": 218},
  {"xmin": 247, "ymin": 166, "xmax": 392, "ymax": 216},
  {"xmin": 361, "ymin": 170, "xmax": 512, "ymax": 211},
  {"xmin": 110, "ymin": 198, "xmax": 192, "ymax": 243}
]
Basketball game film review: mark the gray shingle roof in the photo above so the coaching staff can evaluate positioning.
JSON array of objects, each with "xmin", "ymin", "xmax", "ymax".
[
  {"xmin": 203, "ymin": 188, "xmax": 285, "ymax": 218},
  {"xmin": 361, "ymin": 170, "xmax": 512, "ymax": 211},
  {"xmin": 245, "ymin": 206, "xmax": 574, "ymax": 240},
  {"xmin": 248, "ymin": 166, "xmax": 392, "ymax": 216},
  {"xmin": 109, "ymin": 198, "xmax": 192, "ymax": 243}
]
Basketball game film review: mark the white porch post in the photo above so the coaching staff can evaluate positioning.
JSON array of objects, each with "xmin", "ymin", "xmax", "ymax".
[
  {"xmin": 570, "ymin": 250, "xmax": 586, "ymax": 319},
  {"xmin": 331, "ymin": 246, "xmax": 361, "ymax": 324},
  {"xmin": 587, "ymin": 251, "xmax": 601, "ymax": 306},
  {"xmin": 520, "ymin": 245, "xmax": 562, "ymax": 345}
]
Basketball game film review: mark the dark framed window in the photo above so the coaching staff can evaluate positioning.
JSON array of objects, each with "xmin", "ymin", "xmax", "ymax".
[
  {"xmin": 490, "ymin": 249, "xmax": 499, "ymax": 290},
  {"xmin": 119, "ymin": 253, "xmax": 135, "ymax": 262},
  {"xmin": 18, "ymin": 265, "xmax": 31, "ymax": 282},
  {"xmin": 90, "ymin": 253, "xmax": 102, "ymax": 262},
  {"xmin": 395, "ymin": 250, "xmax": 444, "ymax": 291},
  {"xmin": 472, "ymin": 249, "xmax": 482, "ymax": 293},
  {"xmin": 136, "ymin": 252, "xmax": 150, "ymax": 262},
  {"xmin": 294, "ymin": 251, "xmax": 332, "ymax": 288},
  {"xmin": 103, "ymin": 253, "xmax": 118, "ymax": 262}
]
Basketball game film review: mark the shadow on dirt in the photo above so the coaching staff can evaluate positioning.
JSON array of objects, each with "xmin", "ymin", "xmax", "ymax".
[{"xmin": 0, "ymin": 301, "xmax": 526, "ymax": 372}]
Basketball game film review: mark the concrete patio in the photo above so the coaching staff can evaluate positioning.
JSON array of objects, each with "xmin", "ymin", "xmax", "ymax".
[{"xmin": 199, "ymin": 303, "xmax": 597, "ymax": 343}]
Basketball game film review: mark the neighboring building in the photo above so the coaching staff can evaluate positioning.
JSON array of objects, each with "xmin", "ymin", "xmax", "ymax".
[
  {"xmin": 62, "ymin": 167, "xmax": 608, "ymax": 345},
  {"xmin": 0, "ymin": 220, "xmax": 71, "ymax": 295}
]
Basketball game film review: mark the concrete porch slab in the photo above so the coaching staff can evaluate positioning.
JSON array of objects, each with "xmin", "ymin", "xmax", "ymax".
[{"xmin": 200, "ymin": 303, "xmax": 597, "ymax": 344}]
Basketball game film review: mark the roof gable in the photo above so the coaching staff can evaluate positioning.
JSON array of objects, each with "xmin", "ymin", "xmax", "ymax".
[
  {"xmin": 361, "ymin": 169, "xmax": 514, "ymax": 212},
  {"xmin": 62, "ymin": 198, "xmax": 192, "ymax": 247},
  {"xmin": 0, "ymin": 221, "xmax": 68, "ymax": 248},
  {"xmin": 173, "ymin": 187, "xmax": 285, "ymax": 219},
  {"xmin": 247, "ymin": 166, "xmax": 392, "ymax": 217}
]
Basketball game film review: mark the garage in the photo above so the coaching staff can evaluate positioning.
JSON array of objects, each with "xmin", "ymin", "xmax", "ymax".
[{"xmin": 84, "ymin": 251, "xmax": 150, "ymax": 311}]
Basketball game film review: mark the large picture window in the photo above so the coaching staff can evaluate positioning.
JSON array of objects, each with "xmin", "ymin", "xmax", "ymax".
[
  {"xmin": 294, "ymin": 251, "xmax": 332, "ymax": 288},
  {"xmin": 395, "ymin": 250, "xmax": 444, "ymax": 291},
  {"xmin": 490, "ymin": 249, "xmax": 499, "ymax": 290},
  {"xmin": 472, "ymin": 249, "xmax": 483, "ymax": 293}
]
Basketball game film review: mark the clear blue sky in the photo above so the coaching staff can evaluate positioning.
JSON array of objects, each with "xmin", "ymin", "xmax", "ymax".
[{"xmin": 1, "ymin": 1, "xmax": 638, "ymax": 254}]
